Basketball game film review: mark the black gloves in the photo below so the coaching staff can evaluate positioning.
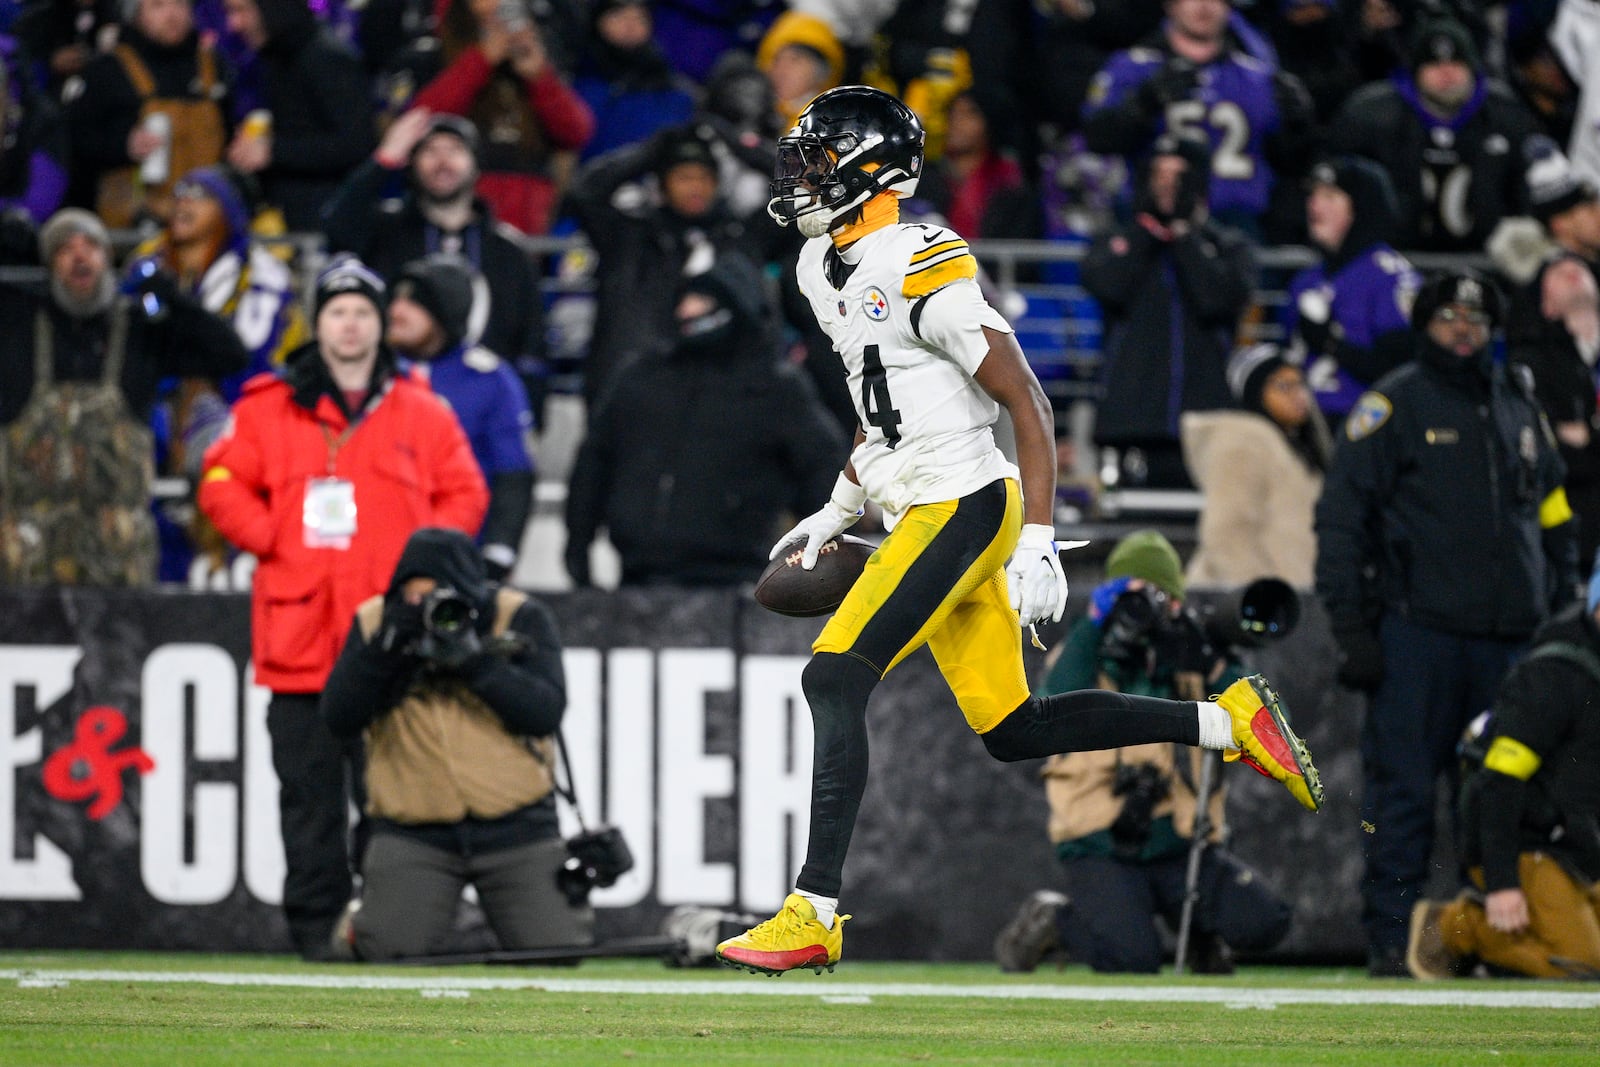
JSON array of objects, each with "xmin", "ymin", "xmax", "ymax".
[
  {"xmin": 1137, "ymin": 59, "xmax": 1198, "ymax": 115},
  {"xmin": 375, "ymin": 599, "xmax": 425, "ymax": 656},
  {"xmin": 1334, "ymin": 624, "xmax": 1384, "ymax": 692}
]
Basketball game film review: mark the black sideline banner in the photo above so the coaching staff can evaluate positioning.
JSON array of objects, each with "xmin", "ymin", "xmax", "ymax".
[{"xmin": 0, "ymin": 584, "xmax": 1377, "ymax": 961}]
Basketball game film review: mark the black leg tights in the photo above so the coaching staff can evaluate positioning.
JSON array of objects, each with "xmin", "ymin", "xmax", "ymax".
[
  {"xmin": 794, "ymin": 651, "xmax": 881, "ymax": 898},
  {"xmin": 981, "ymin": 690, "xmax": 1200, "ymax": 763}
]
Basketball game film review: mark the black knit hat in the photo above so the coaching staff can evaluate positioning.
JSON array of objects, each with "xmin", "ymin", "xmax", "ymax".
[
  {"xmin": 393, "ymin": 254, "xmax": 477, "ymax": 350},
  {"xmin": 1409, "ymin": 16, "xmax": 1482, "ymax": 74},
  {"xmin": 1410, "ymin": 269, "xmax": 1502, "ymax": 332},
  {"xmin": 1226, "ymin": 343, "xmax": 1293, "ymax": 412},
  {"xmin": 315, "ymin": 254, "xmax": 387, "ymax": 322},
  {"xmin": 1525, "ymin": 134, "xmax": 1599, "ymax": 224},
  {"xmin": 654, "ymin": 124, "xmax": 718, "ymax": 179}
]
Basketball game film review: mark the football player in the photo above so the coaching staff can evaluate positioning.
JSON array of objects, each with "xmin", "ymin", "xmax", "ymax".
[{"xmin": 714, "ymin": 85, "xmax": 1324, "ymax": 977}]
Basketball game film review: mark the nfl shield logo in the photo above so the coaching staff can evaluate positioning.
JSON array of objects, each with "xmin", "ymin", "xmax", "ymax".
[
  {"xmin": 864, "ymin": 288, "xmax": 889, "ymax": 320},
  {"xmin": 838, "ymin": 300, "xmax": 847, "ymax": 317}
]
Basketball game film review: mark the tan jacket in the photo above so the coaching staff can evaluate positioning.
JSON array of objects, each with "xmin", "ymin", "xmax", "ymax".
[
  {"xmin": 354, "ymin": 589, "xmax": 554, "ymax": 824},
  {"xmin": 1180, "ymin": 409, "xmax": 1322, "ymax": 590},
  {"xmin": 1043, "ymin": 673, "xmax": 1227, "ymax": 846}
]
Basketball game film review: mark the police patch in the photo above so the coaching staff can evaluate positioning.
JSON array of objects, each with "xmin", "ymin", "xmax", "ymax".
[
  {"xmin": 1346, "ymin": 392, "xmax": 1392, "ymax": 441},
  {"xmin": 863, "ymin": 287, "xmax": 889, "ymax": 320}
]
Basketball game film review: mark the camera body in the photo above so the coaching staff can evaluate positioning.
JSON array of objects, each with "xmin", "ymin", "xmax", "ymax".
[
  {"xmin": 556, "ymin": 825, "xmax": 634, "ymax": 906},
  {"xmin": 1109, "ymin": 761, "xmax": 1172, "ymax": 856}
]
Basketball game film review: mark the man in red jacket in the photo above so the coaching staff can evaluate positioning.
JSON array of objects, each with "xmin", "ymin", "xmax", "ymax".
[{"xmin": 199, "ymin": 254, "xmax": 488, "ymax": 959}]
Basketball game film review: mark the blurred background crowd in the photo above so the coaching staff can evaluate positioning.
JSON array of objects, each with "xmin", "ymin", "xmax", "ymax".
[{"xmin": 4, "ymin": 0, "xmax": 1599, "ymax": 595}]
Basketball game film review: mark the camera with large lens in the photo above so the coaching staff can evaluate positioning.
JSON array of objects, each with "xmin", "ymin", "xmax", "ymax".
[
  {"xmin": 556, "ymin": 825, "xmax": 635, "ymax": 906},
  {"xmin": 1110, "ymin": 762, "xmax": 1171, "ymax": 856},
  {"xmin": 1101, "ymin": 577, "xmax": 1301, "ymax": 673}
]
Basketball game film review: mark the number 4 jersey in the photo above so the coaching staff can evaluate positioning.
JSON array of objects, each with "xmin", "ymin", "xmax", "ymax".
[{"xmin": 795, "ymin": 222, "xmax": 1018, "ymax": 525}]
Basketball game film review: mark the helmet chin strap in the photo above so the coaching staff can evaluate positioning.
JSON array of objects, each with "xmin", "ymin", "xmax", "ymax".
[{"xmin": 797, "ymin": 211, "xmax": 833, "ymax": 239}]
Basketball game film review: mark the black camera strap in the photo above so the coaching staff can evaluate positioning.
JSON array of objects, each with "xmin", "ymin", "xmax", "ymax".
[{"xmin": 549, "ymin": 730, "xmax": 592, "ymax": 833}]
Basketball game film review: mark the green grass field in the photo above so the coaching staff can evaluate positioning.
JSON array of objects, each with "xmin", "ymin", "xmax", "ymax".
[{"xmin": 3, "ymin": 952, "xmax": 1597, "ymax": 1066}]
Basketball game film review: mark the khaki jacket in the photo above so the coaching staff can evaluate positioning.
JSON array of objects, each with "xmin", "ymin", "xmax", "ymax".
[
  {"xmin": 1043, "ymin": 675, "xmax": 1227, "ymax": 847},
  {"xmin": 1181, "ymin": 409, "xmax": 1322, "ymax": 590},
  {"xmin": 354, "ymin": 588, "xmax": 554, "ymax": 824}
]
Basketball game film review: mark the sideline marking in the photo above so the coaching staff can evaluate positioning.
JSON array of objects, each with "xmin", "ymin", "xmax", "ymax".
[{"xmin": 3, "ymin": 970, "xmax": 1598, "ymax": 1009}]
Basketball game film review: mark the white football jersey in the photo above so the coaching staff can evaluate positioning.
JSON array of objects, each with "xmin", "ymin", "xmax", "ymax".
[{"xmin": 796, "ymin": 221, "xmax": 1017, "ymax": 523}]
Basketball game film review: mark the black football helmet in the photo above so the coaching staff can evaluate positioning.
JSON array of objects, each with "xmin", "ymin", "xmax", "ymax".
[{"xmin": 768, "ymin": 85, "xmax": 925, "ymax": 238}]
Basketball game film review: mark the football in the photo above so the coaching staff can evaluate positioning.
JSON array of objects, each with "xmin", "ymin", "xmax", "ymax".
[{"xmin": 753, "ymin": 534, "xmax": 876, "ymax": 618}]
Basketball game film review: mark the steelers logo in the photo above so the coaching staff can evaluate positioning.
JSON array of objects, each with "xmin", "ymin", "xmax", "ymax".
[{"xmin": 863, "ymin": 287, "xmax": 889, "ymax": 320}]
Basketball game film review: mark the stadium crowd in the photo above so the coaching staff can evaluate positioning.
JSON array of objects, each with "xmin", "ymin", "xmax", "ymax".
[{"xmin": 2, "ymin": 0, "xmax": 1598, "ymax": 978}]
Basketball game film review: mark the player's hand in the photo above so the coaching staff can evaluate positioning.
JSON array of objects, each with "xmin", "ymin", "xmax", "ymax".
[
  {"xmin": 1007, "ymin": 524, "xmax": 1069, "ymax": 626},
  {"xmin": 1485, "ymin": 888, "xmax": 1529, "ymax": 934},
  {"xmin": 770, "ymin": 474, "xmax": 865, "ymax": 570}
]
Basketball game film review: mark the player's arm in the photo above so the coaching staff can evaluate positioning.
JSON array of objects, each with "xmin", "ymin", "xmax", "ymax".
[{"xmin": 973, "ymin": 328, "xmax": 1056, "ymax": 528}]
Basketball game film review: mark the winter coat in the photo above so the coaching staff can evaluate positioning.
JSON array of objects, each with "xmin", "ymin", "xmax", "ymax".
[
  {"xmin": 198, "ymin": 346, "xmax": 487, "ymax": 692},
  {"xmin": 565, "ymin": 340, "xmax": 845, "ymax": 586},
  {"xmin": 1329, "ymin": 74, "xmax": 1542, "ymax": 252},
  {"xmin": 1315, "ymin": 337, "xmax": 1571, "ymax": 638},
  {"xmin": 1081, "ymin": 220, "xmax": 1255, "ymax": 445},
  {"xmin": 252, "ymin": 0, "xmax": 375, "ymax": 230},
  {"xmin": 1181, "ymin": 409, "xmax": 1322, "ymax": 590}
]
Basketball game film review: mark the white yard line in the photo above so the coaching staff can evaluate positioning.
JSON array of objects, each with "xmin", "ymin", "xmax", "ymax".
[{"xmin": 2, "ymin": 969, "xmax": 1597, "ymax": 1009}]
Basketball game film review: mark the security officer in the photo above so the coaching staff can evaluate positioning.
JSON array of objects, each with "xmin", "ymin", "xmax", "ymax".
[
  {"xmin": 1315, "ymin": 268, "xmax": 1581, "ymax": 976},
  {"xmin": 1407, "ymin": 559, "xmax": 1600, "ymax": 980}
]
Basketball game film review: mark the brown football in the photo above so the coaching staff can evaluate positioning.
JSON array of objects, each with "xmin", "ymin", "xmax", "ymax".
[{"xmin": 753, "ymin": 534, "xmax": 876, "ymax": 617}]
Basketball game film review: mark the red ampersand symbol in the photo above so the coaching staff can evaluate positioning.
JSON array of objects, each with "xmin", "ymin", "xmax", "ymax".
[{"xmin": 41, "ymin": 706, "xmax": 156, "ymax": 820}]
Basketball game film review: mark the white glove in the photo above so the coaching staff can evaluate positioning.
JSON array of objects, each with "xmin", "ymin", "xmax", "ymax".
[
  {"xmin": 770, "ymin": 474, "xmax": 865, "ymax": 570},
  {"xmin": 1006, "ymin": 524, "xmax": 1070, "ymax": 626}
]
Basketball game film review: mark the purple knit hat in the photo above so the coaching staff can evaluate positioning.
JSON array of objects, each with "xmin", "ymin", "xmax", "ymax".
[{"xmin": 174, "ymin": 166, "xmax": 253, "ymax": 242}]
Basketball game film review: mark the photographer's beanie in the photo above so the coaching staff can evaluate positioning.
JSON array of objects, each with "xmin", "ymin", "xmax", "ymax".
[{"xmin": 1104, "ymin": 530, "xmax": 1185, "ymax": 600}]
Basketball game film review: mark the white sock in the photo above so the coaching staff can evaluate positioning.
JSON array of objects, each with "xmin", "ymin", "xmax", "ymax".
[
  {"xmin": 1196, "ymin": 701, "xmax": 1239, "ymax": 752},
  {"xmin": 795, "ymin": 889, "xmax": 838, "ymax": 930}
]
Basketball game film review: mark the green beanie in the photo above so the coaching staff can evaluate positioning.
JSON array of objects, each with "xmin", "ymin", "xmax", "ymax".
[{"xmin": 1104, "ymin": 530, "xmax": 1185, "ymax": 599}]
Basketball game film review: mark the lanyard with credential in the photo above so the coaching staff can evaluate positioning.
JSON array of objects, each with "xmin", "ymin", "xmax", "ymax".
[{"xmin": 303, "ymin": 419, "xmax": 360, "ymax": 548}]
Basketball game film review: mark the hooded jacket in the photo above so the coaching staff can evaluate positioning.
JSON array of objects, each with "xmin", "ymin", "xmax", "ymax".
[
  {"xmin": 565, "ymin": 253, "xmax": 846, "ymax": 585},
  {"xmin": 1081, "ymin": 140, "xmax": 1255, "ymax": 445},
  {"xmin": 198, "ymin": 343, "xmax": 488, "ymax": 692},
  {"xmin": 322, "ymin": 527, "xmax": 566, "ymax": 840}
]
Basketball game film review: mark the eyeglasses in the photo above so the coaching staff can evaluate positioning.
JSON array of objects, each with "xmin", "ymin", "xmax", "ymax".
[{"xmin": 1432, "ymin": 306, "xmax": 1491, "ymax": 326}]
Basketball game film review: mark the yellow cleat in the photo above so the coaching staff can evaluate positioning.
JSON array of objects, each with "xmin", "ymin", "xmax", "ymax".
[
  {"xmin": 715, "ymin": 894, "xmax": 850, "ymax": 976},
  {"xmin": 1214, "ymin": 674, "xmax": 1324, "ymax": 812}
]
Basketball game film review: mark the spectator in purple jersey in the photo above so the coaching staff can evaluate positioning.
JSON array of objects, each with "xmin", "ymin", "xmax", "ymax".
[
  {"xmin": 1081, "ymin": 129, "xmax": 1255, "ymax": 490},
  {"xmin": 1283, "ymin": 156, "xmax": 1421, "ymax": 420},
  {"xmin": 0, "ymin": 33, "xmax": 66, "ymax": 228},
  {"xmin": 1329, "ymin": 13, "xmax": 1542, "ymax": 253},
  {"xmin": 1080, "ymin": 0, "xmax": 1314, "ymax": 238}
]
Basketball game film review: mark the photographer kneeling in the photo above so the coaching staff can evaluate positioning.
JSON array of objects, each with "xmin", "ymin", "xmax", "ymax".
[
  {"xmin": 322, "ymin": 527, "xmax": 594, "ymax": 960},
  {"xmin": 995, "ymin": 530, "xmax": 1292, "ymax": 973}
]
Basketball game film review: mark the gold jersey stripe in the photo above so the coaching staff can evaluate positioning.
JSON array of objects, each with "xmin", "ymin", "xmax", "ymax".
[
  {"xmin": 909, "ymin": 238, "xmax": 968, "ymax": 264},
  {"xmin": 903, "ymin": 252, "xmax": 978, "ymax": 298}
]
